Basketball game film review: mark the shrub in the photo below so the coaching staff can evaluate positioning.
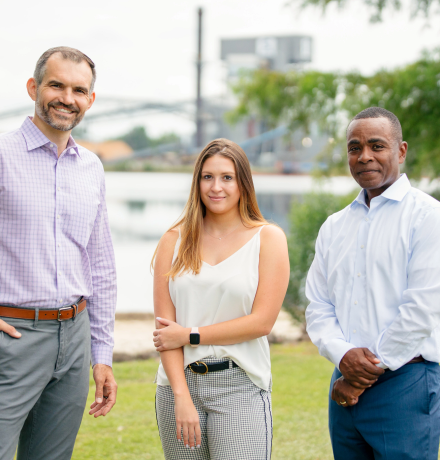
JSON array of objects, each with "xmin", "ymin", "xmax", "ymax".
[{"xmin": 429, "ymin": 189, "xmax": 440, "ymax": 201}]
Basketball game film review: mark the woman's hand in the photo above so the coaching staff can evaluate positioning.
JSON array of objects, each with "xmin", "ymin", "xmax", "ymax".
[
  {"xmin": 174, "ymin": 394, "xmax": 201, "ymax": 449},
  {"xmin": 153, "ymin": 318, "xmax": 190, "ymax": 351}
]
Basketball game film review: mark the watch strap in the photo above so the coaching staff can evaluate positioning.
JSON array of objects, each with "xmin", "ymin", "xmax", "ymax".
[{"xmin": 190, "ymin": 327, "xmax": 200, "ymax": 347}]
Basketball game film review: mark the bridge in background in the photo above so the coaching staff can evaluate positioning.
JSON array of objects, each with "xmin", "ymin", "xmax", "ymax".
[
  {"xmin": 0, "ymin": 96, "xmax": 194, "ymax": 123},
  {"xmin": 0, "ymin": 98, "xmax": 293, "ymax": 164}
]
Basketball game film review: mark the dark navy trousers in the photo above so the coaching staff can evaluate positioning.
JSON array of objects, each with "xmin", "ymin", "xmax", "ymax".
[{"xmin": 329, "ymin": 361, "xmax": 440, "ymax": 460}]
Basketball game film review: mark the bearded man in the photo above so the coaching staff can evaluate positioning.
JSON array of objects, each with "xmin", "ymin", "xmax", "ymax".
[
  {"xmin": 306, "ymin": 107, "xmax": 440, "ymax": 460},
  {"xmin": 0, "ymin": 47, "xmax": 117, "ymax": 460}
]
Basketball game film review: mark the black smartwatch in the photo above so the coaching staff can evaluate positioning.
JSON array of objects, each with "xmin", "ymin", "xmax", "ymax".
[{"xmin": 190, "ymin": 327, "xmax": 200, "ymax": 347}]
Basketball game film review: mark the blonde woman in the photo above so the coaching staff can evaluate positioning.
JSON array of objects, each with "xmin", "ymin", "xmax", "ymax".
[{"xmin": 152, "ymin": 139, "xmax": 290, "ymax": 459}]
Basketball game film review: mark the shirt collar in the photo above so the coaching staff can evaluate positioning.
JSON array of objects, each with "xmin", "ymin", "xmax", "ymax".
[
  {"xmin": 352, "ymin": 189, "xmax": 368, "ymax": 207},
  {"xmin": 351, "ymin": 174, "xmax": 411, "ymax": 208},
  {"xmin": 20, "ymin": 117, "xmax": 81, "ymax": 157},
  {"xmin": 381, "ymin": 174, "xmax": 411, "ymax": 201}
]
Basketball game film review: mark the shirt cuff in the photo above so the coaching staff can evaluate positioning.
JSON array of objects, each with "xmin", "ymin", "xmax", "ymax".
[
  {"xmin": 375, "ymin": 361, "xmax": 389, "ymax": 370},
  {"xmin": 91, "ymin": 344, "xmax": 113, "ymax": 368},
  {"xmin": 326, "ymin": 339, "xmax": 357, "ymax": 370},
  {"xmin": 368, "ymin": 330, "xmax": 389, "ymax": 370}
]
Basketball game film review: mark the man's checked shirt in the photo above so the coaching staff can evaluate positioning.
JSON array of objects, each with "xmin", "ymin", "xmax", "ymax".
[{"xmin": 0, "ymin": 117, "xmax": 117, "ymax": 366}]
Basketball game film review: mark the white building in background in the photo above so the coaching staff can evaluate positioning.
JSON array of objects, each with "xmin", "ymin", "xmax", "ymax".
[{"xmin": 220, "ymin": 35, "xmax": 312, "ymax": 79}]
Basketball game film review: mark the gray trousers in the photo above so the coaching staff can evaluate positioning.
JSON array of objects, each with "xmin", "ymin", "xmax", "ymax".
[
  {"xmin": 156, "ymin": 356, "xmax": 273, "ymax": 460},
  {"xmin": 0, "ymin": 308, "xmax": 91, "ymax": 460}
]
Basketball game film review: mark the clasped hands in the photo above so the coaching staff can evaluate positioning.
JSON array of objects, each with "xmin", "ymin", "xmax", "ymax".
[
  {"xmin": 332, "ymin": 348, "xmax": 385, "ymax": 408},
  {"xmin": 153, "ymin": 317, "xmax": 189, "ymax": 352}
]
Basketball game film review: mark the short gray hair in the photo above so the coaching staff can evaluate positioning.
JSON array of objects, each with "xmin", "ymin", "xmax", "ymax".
[{"xmin": 34, "ymin": 46, "xmax": 96, "ymax": 93}]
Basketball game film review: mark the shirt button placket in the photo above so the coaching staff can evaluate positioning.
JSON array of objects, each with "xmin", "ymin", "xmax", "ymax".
[
  {"xmin": 350, "ymin": 213, "xmax": 369, "ymax": 342},
  {"xmin": 55, "ymin": 159, "xmax": 62, "ymax": 295}
]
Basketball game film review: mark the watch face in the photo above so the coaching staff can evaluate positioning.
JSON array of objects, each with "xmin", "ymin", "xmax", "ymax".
[{"xmin": 190, "ymin": 333, "xmax": 200, "ymax": 345}]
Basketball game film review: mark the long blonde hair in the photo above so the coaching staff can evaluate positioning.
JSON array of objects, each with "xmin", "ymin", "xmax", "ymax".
[{"xmin": 152, "ymin": 138, "xmax": 267, "ymax": 279}]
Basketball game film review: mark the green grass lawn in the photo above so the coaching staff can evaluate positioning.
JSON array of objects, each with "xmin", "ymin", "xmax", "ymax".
[{"xmin": 73, "ymin": 342, "xmax": 334, "ymax": 460}]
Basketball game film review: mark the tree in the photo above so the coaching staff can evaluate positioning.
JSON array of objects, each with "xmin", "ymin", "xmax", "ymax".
[
  {"xmin": 117, "ymin": 126, "xmax": 150, "ymax": 150},
  {"xmin": 227, "ymin": 70, "xmax": 340, "ymax": 134},
  {"xmin": 149, "ymin": 132, "xmax": 180, "ymax": 148},
  {"xmin": 228, "ymin": 49, "xmax": 440, "ymax": 178},
  {"xmin": 288, "ymin": 0, "xmax": 437, "ymax": 22},
  {"xmin": 116, "ymin": 126, "xmax": 180, "ymax": 151}
]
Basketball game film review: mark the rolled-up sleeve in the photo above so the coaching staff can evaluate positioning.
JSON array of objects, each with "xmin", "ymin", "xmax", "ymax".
[
  {"xmin": 85, "ymin": 176, "xmax": 117, "ymax": 367},
  {"xmin": 305, "ymin": 226, "xmax": 356, "ymax": 368},
  {"xmin": 369, "ymin": 208, "xmax": 440, "ymax": 370}
]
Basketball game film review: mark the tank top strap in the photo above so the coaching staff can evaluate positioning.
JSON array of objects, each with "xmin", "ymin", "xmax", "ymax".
[{"xmin": 254, "ymin": 225, "xmax": 267, "ymax": 254}]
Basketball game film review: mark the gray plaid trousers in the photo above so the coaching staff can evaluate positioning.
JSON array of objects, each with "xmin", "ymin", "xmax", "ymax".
[{"xmin": 156, "ymin": 357, "xmax": 272, "ymax": 460}]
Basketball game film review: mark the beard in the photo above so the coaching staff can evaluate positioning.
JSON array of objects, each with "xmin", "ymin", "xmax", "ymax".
[{"xmin": 35, "ymin": 94, "xmax": 85, "ymax": 132}]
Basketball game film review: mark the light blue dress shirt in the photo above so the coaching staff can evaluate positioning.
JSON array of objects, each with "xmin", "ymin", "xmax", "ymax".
[{"xmin": 305, "ymin": 174, "xmax": 440, "ymax": 370}]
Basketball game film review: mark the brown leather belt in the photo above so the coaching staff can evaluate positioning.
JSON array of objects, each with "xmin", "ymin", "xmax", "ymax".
[
  {"xmin": 0, "ymin": 298, "xmax": 86, "ymax": 322},
  {"xmin": 384, "ymin": 355, "xmax": 425, "ymax": 371}
]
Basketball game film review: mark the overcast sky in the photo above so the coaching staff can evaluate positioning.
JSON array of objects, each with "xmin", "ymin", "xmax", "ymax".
[{"xmin": 1, "ymin": 0, "xmax": 439, "ymax": 138}]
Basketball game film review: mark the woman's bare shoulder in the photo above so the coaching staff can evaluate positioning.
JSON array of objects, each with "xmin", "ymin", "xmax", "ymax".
[
  {"xmin": 157, "ymin": 228, "xmax": 180, "ymax": 254},
  {"xmin": 162, "ymin": 227, "xmax": 180, "ymax": 242},
  {"xmin": 259, "ymin": 224, "xmax": 289, "ymax": 272},
  {"xmin": 260, "ymin": 223, "xmax": 287, "ymax": 243}
]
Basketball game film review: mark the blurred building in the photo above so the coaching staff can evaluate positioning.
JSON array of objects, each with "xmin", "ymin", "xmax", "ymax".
[{"xmin": 221, "ymin": 35, "xmax": 312, "ymax": 79}]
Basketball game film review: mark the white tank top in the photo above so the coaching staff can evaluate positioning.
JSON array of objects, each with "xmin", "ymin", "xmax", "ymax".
[{"xmin": 155, "ymin": 225, "xmax": 271, "ymax": 390}]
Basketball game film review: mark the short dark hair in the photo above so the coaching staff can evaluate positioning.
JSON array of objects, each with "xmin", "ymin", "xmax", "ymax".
[
  {"xmin": 349, "ymin": 107, "xmax": 402, "ymax": 143},
  {"xmin": 34, "ymin": 46, "xmax": 96, "ymax": 92}
]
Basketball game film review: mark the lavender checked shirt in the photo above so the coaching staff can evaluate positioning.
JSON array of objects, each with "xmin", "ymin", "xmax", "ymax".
[{"xmin": 0, "ymin": 117, "xmax": 117, "ymax": 367}]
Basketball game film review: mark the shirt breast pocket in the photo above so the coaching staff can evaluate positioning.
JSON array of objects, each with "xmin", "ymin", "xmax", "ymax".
[{"xmin": 63, "ymin": 186, "xmax": 101, "ymax": 246}]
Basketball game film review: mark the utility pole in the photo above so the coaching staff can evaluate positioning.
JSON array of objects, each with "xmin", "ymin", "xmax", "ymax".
[{"xmin": 196, "ymin": 7, "xmax": 203, "ymax": 148}]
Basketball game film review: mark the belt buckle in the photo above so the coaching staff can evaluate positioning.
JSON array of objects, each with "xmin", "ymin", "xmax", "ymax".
[
  {"xmin": 189, "ymin": 361, "xmax": 208, "ymax": 375},
  {"xmin": 57, "ymin": 304, "xmax": 77, "ymax": 322}
]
